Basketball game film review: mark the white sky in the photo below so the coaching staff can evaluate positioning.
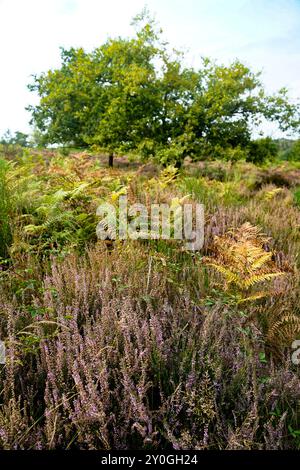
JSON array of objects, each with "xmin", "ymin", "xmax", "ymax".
[{"xmin": 0, "ymin": 0, "xmax": 299, "ymax": 137}]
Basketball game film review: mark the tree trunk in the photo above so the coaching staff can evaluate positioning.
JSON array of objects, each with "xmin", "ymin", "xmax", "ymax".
[
  {"xmin": 108, "ymin": 153, "xmax": 114, "ymax": 167},
  {"xmin": 174, "ymin": 159, "xmax": 182, "ymax": 169}
]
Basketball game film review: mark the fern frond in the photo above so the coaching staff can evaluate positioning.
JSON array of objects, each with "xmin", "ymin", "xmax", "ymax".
[
  {"xmin": 263, "ymin": 187, "xmax": 284, "ymax": 201},
  {"xmin": 243, "ymin": 272, "xmax": 284, "ymax": 289},
  {"xmin": 237, "ymin": 292, "xmax": 270, "ymax": 303},
  {"xmin": 206, "ymin": 263, "xmax": 239, "ymax": 285},
  {"xmin": 267, "ymin": 313, "xmax": 300, "ymax": 347},
  {"xmin": 204, "ymin": 222, "xmax": 287, "ymax": 301},
  {"xmin": 250, "ymin": 252, "xmax": 273, "ymax": 270}
]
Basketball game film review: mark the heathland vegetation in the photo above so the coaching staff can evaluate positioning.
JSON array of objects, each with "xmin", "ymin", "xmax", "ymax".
[{"xmin": 0, "ymin": 11, "xmax": 300, "ymax": 449}]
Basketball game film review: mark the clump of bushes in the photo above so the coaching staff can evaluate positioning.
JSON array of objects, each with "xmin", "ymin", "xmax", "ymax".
[
  {"xmin": 246, "ymin": 138, "xmax": 279, "ymax": 164},
  {"xmin": 282, "ymin": 140, "xmax": 300, "ymax": 162}
]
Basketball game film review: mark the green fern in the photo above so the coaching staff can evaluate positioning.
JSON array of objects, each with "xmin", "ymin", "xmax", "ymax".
[{"xmin": 0, "ymin": 159, "xmax": 13, "ymax": 259}]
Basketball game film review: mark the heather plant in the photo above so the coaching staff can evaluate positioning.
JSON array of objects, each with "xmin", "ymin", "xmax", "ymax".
[
  {"xmin": 0, "ymin": 150, "xmax": 299, "ymax": 450},
  {"xmin": 0, "ymin": 246, "xmax": 299, "ymax": 449}
]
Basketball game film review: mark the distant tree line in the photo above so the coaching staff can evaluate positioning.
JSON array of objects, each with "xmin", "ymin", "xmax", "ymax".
[{"xmin": 0, "ymin": 129, "xmax": 29, "ymax": 147}]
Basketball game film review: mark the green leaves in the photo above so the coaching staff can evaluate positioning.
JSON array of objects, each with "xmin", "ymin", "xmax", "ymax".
[
  {"xmin": 27, "ymin": 12, "xmax": 300, "ymax": 163},
  {"xmin": 0, "ymin": 159, "xmax": 13, "ymax": 259}
]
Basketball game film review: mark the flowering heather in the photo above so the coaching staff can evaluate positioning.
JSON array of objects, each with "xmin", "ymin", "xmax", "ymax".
[{"xmin": 0, "ymin": 151, "xmax": 300, "ymax": 449}]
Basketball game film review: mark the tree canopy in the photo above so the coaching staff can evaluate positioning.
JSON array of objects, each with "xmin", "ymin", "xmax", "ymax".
[{"xmin": 27, "ymin": 11, "xmax": 300, "ymax": 164}]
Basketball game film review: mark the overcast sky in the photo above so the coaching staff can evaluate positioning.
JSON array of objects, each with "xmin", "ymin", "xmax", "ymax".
[{"xmin": 0, "ymin": 0, "xmax": 299, "ymax": 137}]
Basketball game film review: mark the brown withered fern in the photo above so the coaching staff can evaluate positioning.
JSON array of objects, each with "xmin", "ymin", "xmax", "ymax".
[
  {"xmin": 204, "ymin": 222, "xmax": 285, "ymax": 302},
  {"xmin": 267, "ymin": 312, "xmax": 300, "ymax": 350},
  {"xmin": 265, "ymin": 286, "xmax": 300, "ymax": 351}
]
